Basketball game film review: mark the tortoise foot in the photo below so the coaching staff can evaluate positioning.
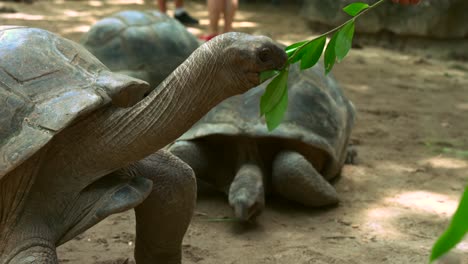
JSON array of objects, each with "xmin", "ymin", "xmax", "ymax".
[
  {"xmin": 272, "ymin": 150, "xmax": 339, "ymax": 207},
  {"xmin": 1, "ymin": 239, "xmax": 57, "ymax": 264}
]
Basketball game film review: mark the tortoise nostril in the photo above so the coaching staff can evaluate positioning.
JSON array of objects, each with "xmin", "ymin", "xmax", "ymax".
[{"xmin": 259, "ymin": 48, "xmax": 272, "ymax": 63}]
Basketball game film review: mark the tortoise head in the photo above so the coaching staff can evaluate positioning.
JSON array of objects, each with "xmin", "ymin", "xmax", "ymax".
[
  {"xmin": 205, "ymin": 32, "xmax": 287, "ymax": 95},
  {"xmin": 228, "ymin": 163, "xmax": 265, "ymax": 222},
  {"xmin": 229, "ymin": 189, "xmax": 265, "ymax": 222}
]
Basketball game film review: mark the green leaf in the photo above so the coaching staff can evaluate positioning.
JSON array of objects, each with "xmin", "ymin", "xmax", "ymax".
[
  {"xmin": 324, "ymin": 33, "xmax": 338, "ymax": 74},
  {"xmin": 259, "ymin": 70, "xmax": 279, "ymax": 83},
  {"xmin": 335, "ymin": 21, "xmax": 355, "ymax": 62},
  {"xmin": 343, "ymin": 2, "xmax": 369, "ymax": 16},
  {"xmin": 265, "ymin": 85, "xmax": 288, "ymax": 131},
  {"xmin": 441, "ymin": 147, "xmax": 468, "ymax": 159},
  {"xmin": 285, "ymin": 40, "xmax": 307, "ymax": 58},
  {"xmin": 300, "ymin": 36, "xmax": 326, "ymax": 70},
  {"xmin": 260, "ymin": 69, "xmax": 289, "ymax": 115},
  {"xmin": 430, "ymin": 186, "xmax": 468, "ymax": 262},
  {"xmin": 288, "ymin": 47, "xmax": 307, "ymax": 64}
]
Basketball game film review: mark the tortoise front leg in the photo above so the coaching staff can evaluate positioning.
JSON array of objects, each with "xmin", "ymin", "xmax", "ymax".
[
  {"xmin": 133, "ymin": 150, "xmax": 196, "ymax": 264},
  {"xmin": 272, "ymin": 150, "xmax": 339, "ymax": 207},
  {"xmin": 0, "ymin": 152, "xmax": 59, "ymax": 264}
]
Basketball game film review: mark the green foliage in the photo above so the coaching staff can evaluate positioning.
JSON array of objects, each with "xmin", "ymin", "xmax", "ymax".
[
  {"xmin": 265, "ymin": 85, "xmax": 288, "ymax": 131},
  {"xmin": 440, "ymin": 148, "xmax": 468, "ymax": 159},
  {"xmin": 423, "ymin": 139, "xmax": 468, "ymax": 159},
  {"xmin": 335, "ymin": 21, "xmax": 355, "ymax": 62},
  {"xmin": 301, "ymin": 36, "xmax": 326, "ymax": 70},
  {"xmin": 259, "ymin": 68, "xmax": 288, "ymax": 115},
  {"xmin": 259, "ymin": 70, "xmax": 280, "ymax": 83},
  {"xmin": 286, "ymin": 37, "xmax": 326, "ymax": 69},
  {"xmin": 259, "ymin": 0, "xmax": 385, "ymax": 130},
  {"xmin": 430, "ymin": 186, "xmax": 468, "ymax": 262},
  {"xmin": 343, "ymin": 2, "xmax": 370, "ymax": 16},
  {"xmin": 324, "ymin": 33, "xmax": 338, "ymax": 74},
  {"xmin": 285, "ymin": 40, "xmax": 308, "ymax": 61}
]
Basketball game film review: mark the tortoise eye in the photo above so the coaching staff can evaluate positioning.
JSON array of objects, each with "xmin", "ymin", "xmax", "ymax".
[{"xmin": 258, "ymin": 48, "xmax": 272, "ymax": 63}]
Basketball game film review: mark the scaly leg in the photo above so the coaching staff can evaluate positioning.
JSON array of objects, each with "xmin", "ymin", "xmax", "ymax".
[
  {"xmin": 272, "ymin": 150, "xmax": 339, "ymax": 207},
  {"xmin": 132, "ymin": 150, "xmax": 196, "ymax": 264}
]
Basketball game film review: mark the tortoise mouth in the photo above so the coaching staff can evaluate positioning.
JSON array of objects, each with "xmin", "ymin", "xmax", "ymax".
[
  {"xmin": 231, "ymin": 201, "xmax": 263, "ymax": 222},
  {"xmin": 246, "ymin": 71, "xmax": 260, "ymax": 86}
]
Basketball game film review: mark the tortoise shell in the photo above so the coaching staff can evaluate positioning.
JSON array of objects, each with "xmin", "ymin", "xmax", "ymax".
[
  {"xmin": 178, "ymin": 63, "xmax": 356, "ymax": 178},
  {"xmin": 0, "ymin": 26, "xmax": 149, "ymax": 179},
  {"xmin": 81, "ymin": 10, "xmax": 200, "ymax": 87}
]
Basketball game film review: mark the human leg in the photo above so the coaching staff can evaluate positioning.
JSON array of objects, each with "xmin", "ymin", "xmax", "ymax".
[
  {"xmin": 208, "ymin": 0, "xmax": 222, "ymax": 34},
  {"xmin": 223, "ymin": 0, "xmax": 238, "ymax": 32},
  {"xmin": 174, "ymin": 0, "xmax": 184, "ymax": 8},
  {"xmin": 200, "ymin": 0, "xmax": 223, "ymax": 40},
  {"xmin": 157, "ymin": 0, "xmax": 167, "ymax": 13}
]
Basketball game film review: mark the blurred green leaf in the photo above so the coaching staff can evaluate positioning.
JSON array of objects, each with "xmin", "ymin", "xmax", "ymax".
[
  {"xmin": 300, "ymin": 36, "xmax": 326, "ymax": 70},
  {"xmin": 324, "ymin": 33, "xmax": 338, "ymax": 74},
  {"xmin": 265, "ymin": 85, "xmax": 288, "ymax": 131},
  {"xmin": 441, "ymin": 148, "xmax": 468, "ymax": 159},
  {"xmin": 289, "ymin": 48, "xmax": 307, "ymax": 64},
  {"xmin": 260, "ymin": 69, "xmax": 289, "ymax": 115},
  {"xmin": 287, "ymin": 41, "xmax": 309, "ymax": 64},
  {"xmin": 285, "ymin": 40, "xmax": 308, "ymax": 58},
  {"xmin": 343, "ymin": 2, "xmax": 369, "ymax": 16},
  {"xmin": 260, "ymin": 70, "xmax": 279, "ymax": 83},
  {"xmin": 430, "ymin": 186, "xmax": 468, "ymax": 261},
  {"xmin": 335, "ymin": 21, "xmax": 355, "ymax": 62}
]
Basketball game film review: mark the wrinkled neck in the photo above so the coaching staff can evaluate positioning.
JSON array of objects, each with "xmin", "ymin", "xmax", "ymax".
[
  {"xmin": 107, "ymin": 42, "xmax": 227, "ymax": 156},
  {"xmin": 49, "ymin": 41, "xmax": 231, "ymax": 178},
  {"xmin": 106, "ymin": 53, "xmax": 225, "ymax": 159}
]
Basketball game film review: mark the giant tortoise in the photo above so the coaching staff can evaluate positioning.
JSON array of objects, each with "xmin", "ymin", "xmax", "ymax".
[
  {"xmin": 81, "ymin": 10, "xmax": 199, "ymax": 87},
  {"xmin": 169, "ymin": 63, "xmax": 356, "ymax": 221},
  {"xmin": 0, "ymin": 26, "xmax": 286, "ymax": 263}
]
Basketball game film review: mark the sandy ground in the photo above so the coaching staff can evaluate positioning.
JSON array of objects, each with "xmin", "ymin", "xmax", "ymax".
[{"xmin": 1, "ymin": 0, "xmax": 468, "ymax": 263}]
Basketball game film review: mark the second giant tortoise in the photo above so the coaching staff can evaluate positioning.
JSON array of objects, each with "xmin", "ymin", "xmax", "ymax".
[
  {"xmin": 170, "ymin": 63, "xmax": 356, "ymax": 221},
  {"xmin": 81, "ymin": 10, "xmax": 199, "ymax": 87},
  {"xmin": 0, "ymin": 26, "xmax": 286, "ymax": 263}
]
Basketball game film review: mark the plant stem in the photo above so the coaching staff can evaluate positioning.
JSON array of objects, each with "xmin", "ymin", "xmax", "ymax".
[{"xmin": 290, "ymin": 0, "xmax": 386, "ymax": 61}]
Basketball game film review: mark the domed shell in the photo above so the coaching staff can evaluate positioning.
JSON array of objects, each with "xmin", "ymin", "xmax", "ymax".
[
  {"xmin": 0, "ymin": 26, "xmax": 150, "ymax": 179},
  {"xmin": 179, "ymin": 63, "xmax": 356, "ymax": 178},
  {"xmin": 81, "ymin": 10, "xmax": 200, "ymax": 87}
]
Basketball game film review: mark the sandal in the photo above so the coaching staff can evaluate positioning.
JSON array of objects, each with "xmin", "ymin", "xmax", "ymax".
[{"xmin": 199, "ymin": 34, "xmax": 218, "ymax": 41}]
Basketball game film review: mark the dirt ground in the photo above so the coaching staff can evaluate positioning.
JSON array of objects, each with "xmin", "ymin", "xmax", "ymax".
[{"xmin": 1, "ymin": 0, "xmax": 468, "ymax": 263}]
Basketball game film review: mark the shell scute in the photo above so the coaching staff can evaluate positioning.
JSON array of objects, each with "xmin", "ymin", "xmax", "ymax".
[{"xmin": 0, "ymin": 26, "xmax": 149, "ymax": 179}]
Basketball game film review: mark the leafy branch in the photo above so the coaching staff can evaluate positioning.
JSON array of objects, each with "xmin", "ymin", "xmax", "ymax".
[
  {"xmin": 260, "ymin": 2, "xmax": 468, "ymax": 261},
  {"xmin": 260, "ymin": 0, "xmax": 386, "ymax": 131}
]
